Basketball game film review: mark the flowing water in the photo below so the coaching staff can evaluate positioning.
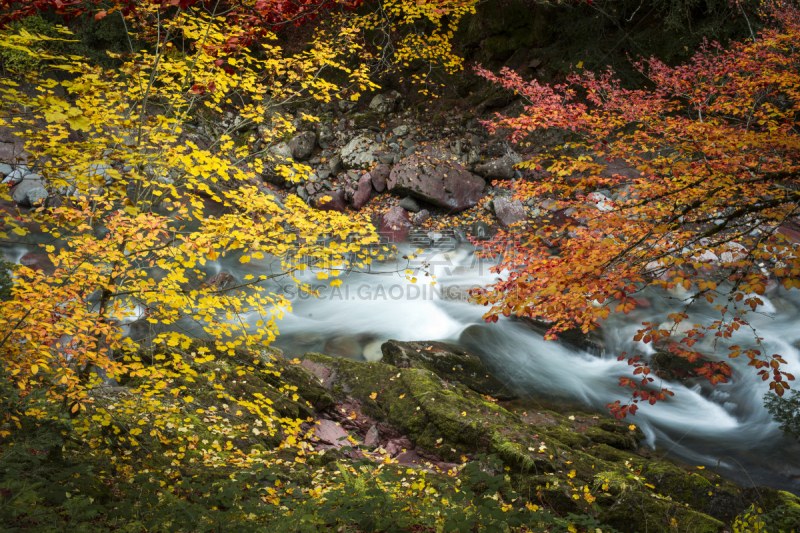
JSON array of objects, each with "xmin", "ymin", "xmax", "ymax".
[{"xmin": 4, "ymin": 233, "xmax": 800, "ymax": 494}]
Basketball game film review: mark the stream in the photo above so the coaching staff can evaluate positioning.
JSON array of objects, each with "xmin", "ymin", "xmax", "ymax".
[{"xmin": 4, "ymin": 231, "xmax": 800, "ymax": 494}]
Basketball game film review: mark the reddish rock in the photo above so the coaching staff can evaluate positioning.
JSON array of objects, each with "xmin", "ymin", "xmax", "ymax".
[
  {"xmin": 380, "ymin": 206, "xmax": 412, "ymax": 242},
  {"xmin": 19, "ymin": 252, "xmax": 54, "ymax": 274},
  {"xmin": 778, "ymin": 226, "xmax": 800, "ymax": 243},
  {"xmin": 352, "ymin": 174, "xmax": 374, "ymax": 209},
  {"xmin": 388, "ymin": 155, "xmax": 485, "ymax": 213},
  {"xmin": 370, "ymin": 164, "xmax": 390, "ymax": 192},
  {"xmin": 493, "ymin": 198, "xmax": 527, "ymax": 227},
  {"xmin": 385, "ymin": 437, "xmax": 413, "ymax": 457},
  {"xmin": 312, "ymin": 189, "xmax": 348, "ymax": 212},
  {"xmin": 201, "ymin": 272, "xmax": 235, "ymax": 290}
]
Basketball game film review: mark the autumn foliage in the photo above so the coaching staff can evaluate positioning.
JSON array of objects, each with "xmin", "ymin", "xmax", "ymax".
[{"xmin": 475, "ymin": 1, "xmax": 800, "ymax": 417}]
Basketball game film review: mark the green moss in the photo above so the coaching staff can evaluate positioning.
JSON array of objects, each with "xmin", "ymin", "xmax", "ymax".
[{"xmin": 600, "ymin": 491, "xmax": 725, "ymax": 533}]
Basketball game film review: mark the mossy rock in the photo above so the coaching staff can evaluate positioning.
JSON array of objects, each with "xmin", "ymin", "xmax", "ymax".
[
  {"xmin": 651, "ymin": 351, "xmax": 715, "ymax": 381},
  {"xmin": 380, "ymin": 340, "xmax": 517, "ymax": 400},
  {"xmin": 297, "ymin": 353, "xmax": 791, "ymax": 533},
  {"xmin": 599, "ymin": 491, "xmax": 725, "ymax": 533}
]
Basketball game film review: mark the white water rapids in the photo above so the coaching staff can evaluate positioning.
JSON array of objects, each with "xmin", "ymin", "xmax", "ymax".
[{"xmin": 4, "ymin": 234, "xmax": 800, "ymax": 493}]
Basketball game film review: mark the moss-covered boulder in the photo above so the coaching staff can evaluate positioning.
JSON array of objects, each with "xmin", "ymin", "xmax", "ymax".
[
  {"xmin": 380, "ymin": 340, "xmax": 517, "ymax": 400},
  {"xmin": 298, "ymin": 352, "xmax": 798, "ymax": 533}
]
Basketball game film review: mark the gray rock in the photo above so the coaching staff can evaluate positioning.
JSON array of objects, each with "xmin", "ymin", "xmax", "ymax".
[
  {"xmin": 388, "ymin": 142, "xmax": 400, "ymax": 151},
  {"xmin": 26, "ymin": 186, "xmax": 48, "ymax": 206},
  {"xmin": 297, "ymin": 185, "xmax": 309, "ymax": 202},
  {"xmin": 404, "ymin": 147, "xmax": 416, "ymax": 157},
  {"xmin": 322, "ymin": 179, "xmax": 334, "ymax": 190},
  {"xmin": 267, "ymin": 142, "xmax": 293, "ymax": 160},
  {"xmin": 289, "ymin": 131, "xmax": 316, "ymax": 160},
  {"xmin": 378, "ymin": 153, "xmax": 395, "ymax": 165},
  {"xmin": 392, "ymin": 124, "xmax": 410, "ymax": 137},
  {"xmin": 401, "ymin": 138, "xmax": 415, "ymax": 149},
  {"xmin": 340, "ymin": 134, "xmax": 379, "ymax": 170},
  {"xmin": 317, "ymin": 168, "xmax": 331, "ymax": 181},
  {"xmin": 317, "ymin": 124, "xmax": 334, "ymax": 147},
  {"xmin": 328, "ymin": 155, "xmax": 343, "ymax": 176},
  {"xmin": 493, "ymin": 197, "xmax": 528, "ymax": 227},
  {"xmin": 411, "ymin": 209, "xmax": 430, "ymax": 226},
  {"xmin": 398, "ymin": 196, "xmax": 420, "ymax": 213},
  {"xmin": 364, "ymin": 425, "xmax": 380, "ymax": 448},
  {"xmin": 370, "ymin": 164, "xmax": 390, "ymax": 192},
  {"xmin": 369, "ymin": 92, "xmax": 400, "ymax": 114},
  {"xmin": 388, "ymin": 155, "xmax": 486, "ymax": 213},
  {"xmin": 337, "ymin": 100, "xmax": 357, "ymax": 113},
  {"xmin": 474, "ymin": 152, "xmax": 522, "ymax": 180},
  {"xmin": 470, "ymin": 221, "xmax": 490, "ymax": 240},
  {"xmin": 2, "ymin": 168, "xmax": 26, "ymax": 185},
  {"xmin": 12, "ymin": 174, "xmax": 46, "ymax": 207},
  {"xmin": 0, "ymin": 163, "xmax": 13, "ymax": 176}
]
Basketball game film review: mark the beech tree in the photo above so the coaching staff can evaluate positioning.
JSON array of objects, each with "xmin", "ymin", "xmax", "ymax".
[{"xmin": 475, "ymin": 1, "xmax": 800, "ymax": 418}]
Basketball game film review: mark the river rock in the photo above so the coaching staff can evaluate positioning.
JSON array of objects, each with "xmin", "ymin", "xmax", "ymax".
[
  {"xmin": 200, "ymin": 272, "xmax": 236, "ymax": 291},
  {"xmin": 474, "ymin": 153, "xmax": 521, "ymax": 180},
  {"xmin": 387, "ymin": 155, "xmax": 485, "ymax": 213},
  {"xmin": 369, "ymin": 91, "xmax": 401, "ymax": 114},
  {"xmin": 650, "ymin": 351, "xmax": 715, "ymax": 381},
  {"xmin": 317, "ymin": 124, "xmax": 334, "ymax": 147},
  {"xmin": 411, "ymin": 209, "xmax": 430, "ymax": 226},
  {"xmin": 312, "ymin": 189, "xmax": 348, "ymax": 212},
  {"xmin": 12, "ymin": 174, "xmax": 46, "ymax": 207},
  {"xmin": 470, "ymin": 220, "xmax": 491, "ymax": 240},
  {"xmin": 363, "ymin": 425, "xmax": 380, "ymax": 448},
  {"xmin": 398, "ymin": 196, "xmax": 420, "ymax": 213},
  {"xmin": 340, "ymin": 134, "xmax": 379, "ymax": 170},
  {"xmin": 289, "ymin": 131, "xmax": 316, "ymax": 160},
  {"xmin": 380, "ymin": 340, "xmax": 517, "ymax": 400},
  {"xmin": 380, "ymin": 206, "xmax": 412, "ymax": 242},
  {"xmin": 370, "ymin": 164, "xmax": 390, "ymax": 192},
  {"xmin": 352, "ymin": 174, "xmax": 374, "ymax": 209},
  {"xmin": 324, "ymin": 335, "xmax": 362, "ymax": 359},
  {"xmin": 493, "ymin": 197, "xmax": 527, "ymax": 227},
  {"xmin": 392, "ymin": 124, "xmax": 410, "ymax": 137}
]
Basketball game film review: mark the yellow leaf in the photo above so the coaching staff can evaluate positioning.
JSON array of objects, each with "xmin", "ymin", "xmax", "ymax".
[
  {"xmin": 369, "ymin": 392, "xmax": 377, "ymax": 400},
  {"xmin": 30, "ymin": 364, "xmax": 38, "ymax": 375}
]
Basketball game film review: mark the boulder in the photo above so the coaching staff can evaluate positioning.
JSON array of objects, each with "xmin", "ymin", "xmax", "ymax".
[
  {"xmin": 493, "ymin": 197, "xmax": 527, "ymax": 227},
  {"xmin": 340, "ymin": 134, "xmax": 379, "ymax": 170},
  {"xmin": 380, "ymin": 206, "xmax": 412, "ymax": 242},
  {"xmin": 312, "ymin": 189, "xmax": 348, "ymax": 212},
  {"xmin": 12, "ymin": 174, "xmax": 46, "ymax": 207},
  {"xmin": 398, "ymin": 196, "xmax": 420, "ymax": 213},
  {"xmin": 388, "ymin": 155, "xmax": 485, "ymax": 213},
  {"xmin": 473, "ymin": 152, "xmax": 521, "ymax": 180},
  {"xmin": 289, "ymin": 131, "xmax": 316, "ymax": 160},
  {"xmin": 262, "ymin": 143, "xmax": 295, "ymax": 186},
  {"xmin": 369, "ymin": 91, "xmax": 401, "ymax": 114},
  {"xmin": 352, "ymin": 174, "xmax": 374, "ymax": 209},
  {"xmin": 370, "ymin": 163, "xmax": 390, "ymax": 192},
  {"xmin": 380, "ymin": 339, "xmax": 517, "ymax": 400}
]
